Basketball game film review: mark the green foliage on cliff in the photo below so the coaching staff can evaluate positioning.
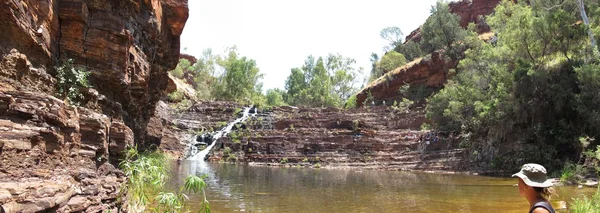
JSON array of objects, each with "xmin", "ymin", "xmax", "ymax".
[
  {"xmin": 421, "ymin": 0, "xmax": 467, "ymax": 61},
  {"xmin": 55, "ymin": 59, "xmax": 90, "ymax": 106},
  {"xmin": 425, "ymin": 0, "xmax": 600, "ymax": 171},
  {"xmin": 394, "ymin": 41, "xmax": 424, "ymax": 62},
  {"xmin": 284, "ymin": 54, "xmax": 363, "ymax": 107},
  {"xmin": 167, "ymin": 91, "xmax": 185, "ymax": 102},
  {"xmin": 368, "ymin": 51, "xmax": 408, "ymax": 82}
]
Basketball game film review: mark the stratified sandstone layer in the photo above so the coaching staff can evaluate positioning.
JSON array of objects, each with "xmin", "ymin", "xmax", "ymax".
[
  {"xmin": 162, "ymin": 102, "xmax": 465, "ymax": 172},
  {"xmin": 0, "ymin": 0, "xmax": 189, "ymax": 211},
  {"xmin": 1, "ymin": 0, "xmax": 189, "ymax": 145},
  {"xmin": 0, "ymin": 91, "xmax": 132, "ymax": 212},
  {"xmin": 224, "ymin": 106, "xmax": 464, "ymax": 172}
]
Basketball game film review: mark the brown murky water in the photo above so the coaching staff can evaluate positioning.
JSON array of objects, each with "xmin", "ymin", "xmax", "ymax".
[{"xmin": 165, "ymin": 161, "xmax": 595, "ymax": 213}]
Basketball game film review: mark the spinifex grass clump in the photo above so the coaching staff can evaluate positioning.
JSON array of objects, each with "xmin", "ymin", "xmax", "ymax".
[
  {"xmin": 119, "ymin": 147, "xmax": 211, "ymax": 213},
  {"xmin": 570, "ymin": 187, "xmax": 600, "ymax": 213}
]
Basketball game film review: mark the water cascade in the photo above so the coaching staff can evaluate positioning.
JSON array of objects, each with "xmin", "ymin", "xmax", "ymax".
[{"xmin": 188, "ymin": 106, "xmax": 256, "ymax": 160}]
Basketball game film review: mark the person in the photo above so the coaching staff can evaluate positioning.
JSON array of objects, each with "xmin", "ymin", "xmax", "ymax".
[{"xmin": 512, "ymin": 163, "xmax": 556, "ymax": 213}]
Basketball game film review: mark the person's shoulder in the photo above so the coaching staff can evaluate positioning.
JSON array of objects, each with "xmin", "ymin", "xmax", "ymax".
[{"xmin": 532, "ymin": 207, "xmax": 550, "ymax": 213}]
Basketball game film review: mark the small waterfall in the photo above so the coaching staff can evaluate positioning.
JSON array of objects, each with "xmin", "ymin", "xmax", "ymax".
[{"xmin": 188, "ymin": 106, "xmax": 256, "ymax": 160}]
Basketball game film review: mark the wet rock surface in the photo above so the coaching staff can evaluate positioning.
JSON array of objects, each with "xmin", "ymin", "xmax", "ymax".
[{"xmin": 147, "ymin": 101, "xmax": 243, "ymax": 158}]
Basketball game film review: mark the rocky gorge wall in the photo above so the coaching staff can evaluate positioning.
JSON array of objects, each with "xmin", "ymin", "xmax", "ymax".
[
  {"xmin": 0, "ymin": 0, "xmax": 189, "ymax": 212},
  {"xmin": 1, "ymin": 0, "xmax": 188, "ymax": 145},
  {"xmin": 0, "ymin": 91, "xmax": 132, "ymax": 212},
  {"xmin": 162, "ymin": 101, "xmax": 466, "ymax": 173}
]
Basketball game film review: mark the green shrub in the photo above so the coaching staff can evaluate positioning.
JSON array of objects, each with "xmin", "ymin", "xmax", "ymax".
[
  {"xmin": 233, "ymin": 108, "xmax": 242, "ymax": 116},
  {"xmin": 167, "ymin": 91, "xmax": 184, "ymax": 102},
  {"xmin": 345, "ymin": 95, "xmax": 358, "ymax": 109},
  {"xmin": 55, "ymin": 59, "xmax": 90, "ymax": 106},
  {"xmin": 280, "ymin": 157, "xmax": 288, "ymax": 164},
  {"xmin": 154, "ymin": 174, "xmax": 211, "ymax": 213},
  {"xmin": 216, "ymin": 121, "xmax": 227, "ymax": 129},
  {"xmin": 169, "ymin": 60, "xmax": 186, "ymax": 78},
  {"xmin": 223, "ymin": 147, "xmax": 232, "ymax": 155},
  {"xmin": 229, "ymin": 131, "xmax": 241, "ymax": 144},
  {"xmin": 227, "ymin": 153, "xmax": 237, "ymax": 162},
  {"xmin": 560, "ymin": 162, "xmax": 587, "ymax": 184}
]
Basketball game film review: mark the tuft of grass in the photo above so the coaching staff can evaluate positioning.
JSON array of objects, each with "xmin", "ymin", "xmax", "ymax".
[
  {"xmin": 119, "ymin": 147, "xmax": 169, "ymax": 209},
  {"xmin": 570, "ymin": 187, "xmax": 600, "ymax": 213},
  {"xmin": 119, "ymin": 147, "xmax": 211, "ymax": 212}
]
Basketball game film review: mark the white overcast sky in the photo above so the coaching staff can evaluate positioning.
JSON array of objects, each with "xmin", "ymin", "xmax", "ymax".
[{"xmin": 180, "ymin": 0, "xmax": 438, "ymax": 91}]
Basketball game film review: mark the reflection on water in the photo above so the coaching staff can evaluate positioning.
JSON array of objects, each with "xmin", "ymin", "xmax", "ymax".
[{"xmin": 165, "ymin": 160, "xmax": 595, "ymax": 213}]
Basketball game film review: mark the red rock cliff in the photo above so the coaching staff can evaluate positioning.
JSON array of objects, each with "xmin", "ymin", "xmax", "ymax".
[
  {"xmin": 356, "ymin": 52, "xmax": 455, "ymax": 107},
  {"xmin": 0, "ymin": 0, "xmax": 189, "ymax": 145},
  {"xmin": 0, "ymin": 0, "xmax": 188, "ymax": 211}
]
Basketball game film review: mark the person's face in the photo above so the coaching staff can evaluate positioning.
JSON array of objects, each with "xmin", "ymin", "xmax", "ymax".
[{"xmin": 517, "ymin": 178, "xmax": 531, "ymax": 197}]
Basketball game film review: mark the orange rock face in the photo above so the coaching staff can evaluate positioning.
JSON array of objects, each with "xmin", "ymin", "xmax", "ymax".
[
  {"xmin": 0, "ymin": 91, "xmax": 132, "ymax": 211},
  {"xmin": 356, "ymin": 52, "xmax": 455, "ymax": 107},
  {"xmin": 0, "ymin": 0, "xmax": 188, "ymax": 211},
  {"xmin": 0, "ymin": 0, "xmax": 189, "ymax": 145}
]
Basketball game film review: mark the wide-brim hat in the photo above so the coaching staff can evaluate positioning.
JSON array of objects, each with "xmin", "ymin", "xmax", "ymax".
[{"xmin": 512, "ymin": 163, "xmax": 553, "ymax": 188}]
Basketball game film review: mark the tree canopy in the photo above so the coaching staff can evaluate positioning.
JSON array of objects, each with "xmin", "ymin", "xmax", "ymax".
[
  {"xmin": 284, "ymin": 54, "xmax": 363, "ymax": 107},
  {"xmin": 425, "ymin": 0, "xmax": 600, "ymax": 171}
]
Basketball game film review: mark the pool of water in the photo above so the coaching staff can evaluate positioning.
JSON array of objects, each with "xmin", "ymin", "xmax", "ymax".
[{"xmin": 165, "ymin": 161, "xmax": 595, "ymax": 213}]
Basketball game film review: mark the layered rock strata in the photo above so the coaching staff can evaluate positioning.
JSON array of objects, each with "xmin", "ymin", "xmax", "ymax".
[
  {"xmin": 1, "ymin": 0, "xmax": 189, "ymax": 145},
  {"xmin": 163, "ymin": 102, "xmax": 466, "ymax": 172},
  {"xmin": 0, "ymin": 0, "xmax": 189, "ymax": 211},
  {"xmin": 148, "ymin": 101, "xmax": 243, "ymax": 158},
  {"xmin": 0, "ymin": 91, "xmax": 132, "ymax": 212}
]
